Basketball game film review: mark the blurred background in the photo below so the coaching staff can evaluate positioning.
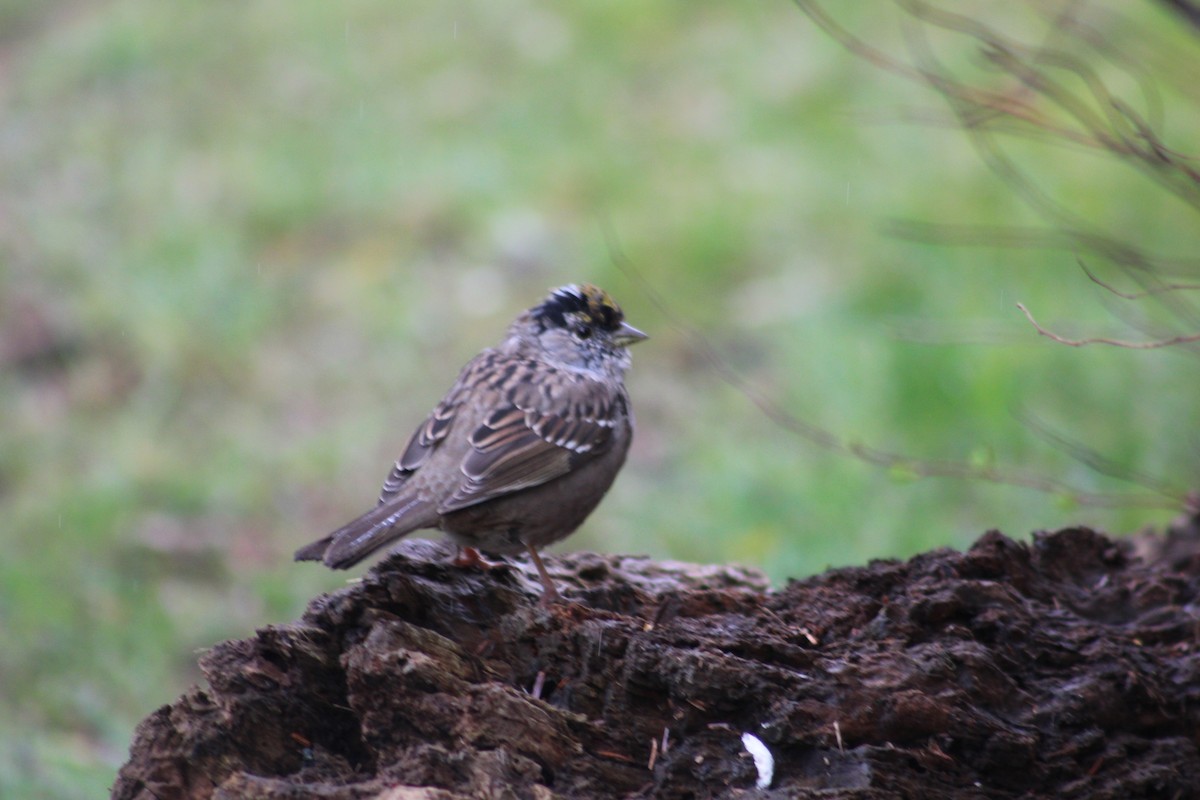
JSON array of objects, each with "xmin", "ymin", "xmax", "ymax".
[{"xmin": 2, "ymin": 1, "xmax": 1198, "ymax": 796}]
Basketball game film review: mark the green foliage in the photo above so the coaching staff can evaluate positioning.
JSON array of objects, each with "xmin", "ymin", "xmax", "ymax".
[{"xmin": 2, "ymin": 2, "xmax": 1197, "ymax": 796}]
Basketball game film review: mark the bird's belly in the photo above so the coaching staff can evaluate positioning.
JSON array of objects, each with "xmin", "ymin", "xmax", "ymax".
[{"xmin": 439, "ymin": 449, "xmax": 626, "ymax": 555}]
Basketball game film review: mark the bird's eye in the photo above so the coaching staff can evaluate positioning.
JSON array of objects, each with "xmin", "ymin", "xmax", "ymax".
[{"xmin": 575, "ymin": 324, "xmax": 593, "ymax": 340}]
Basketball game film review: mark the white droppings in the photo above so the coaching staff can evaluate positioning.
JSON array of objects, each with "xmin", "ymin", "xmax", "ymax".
[{"xmin": 741, "ymin": 732, "xmax": 773, "ymax": 790}]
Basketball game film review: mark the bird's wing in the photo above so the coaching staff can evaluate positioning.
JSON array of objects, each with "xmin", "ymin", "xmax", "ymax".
[
  {"xmin": 376, "ymin": 356, "xmax": 479, "ymax": 503},
  {"xmin": 438, "ymin": 361, "xmax": 627, "ymax": 513}
]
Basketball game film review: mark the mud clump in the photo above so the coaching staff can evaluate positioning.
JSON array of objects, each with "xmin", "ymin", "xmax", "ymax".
[{"xmin": 113, "ymin": 520, "xmax": 1200, "ymax": 799}]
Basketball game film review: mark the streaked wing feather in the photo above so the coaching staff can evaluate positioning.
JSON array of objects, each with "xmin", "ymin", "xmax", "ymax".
[
  {"xmin": 458, "ymin": 428, "xmax": 573, "ymax": 498},
  {"xmin": 439, "ymin": 364, "xmax": 622, "ymax": 513},
  {"xmin": 378, "ymin": 358, "xmax": 480, "ymax": 503}
]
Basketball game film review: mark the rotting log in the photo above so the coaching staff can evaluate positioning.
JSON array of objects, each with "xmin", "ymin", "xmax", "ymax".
[{"xmin": 112, "ymin": 517, "xmax": 1200, "ymax": 799}]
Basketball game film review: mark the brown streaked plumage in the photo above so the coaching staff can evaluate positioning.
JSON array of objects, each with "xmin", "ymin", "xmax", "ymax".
[{"xmin": 295, "ymin": 284, "xmax": 646, "ymax": 604}]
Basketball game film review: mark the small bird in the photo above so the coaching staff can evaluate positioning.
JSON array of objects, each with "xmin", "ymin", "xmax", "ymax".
[{"xmin": 295, "ymin": 284, "xmax": 646, "ymax": 604}]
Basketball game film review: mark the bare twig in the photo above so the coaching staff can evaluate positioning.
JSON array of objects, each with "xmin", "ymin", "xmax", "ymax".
[
  {"xmin": 1016, "ymin": 408, "xmax": 1185, "ymax": 499},
  {"xmin": 1017, "ymin": 302, "xmax": 1200, "ymax": 348},
  {"xmin": 885, "ymin": 220, "xmax": 1200, "ymax": 275},
  {"xmin": 1078, "ymin": 258, "xmax": 1200, "ymax": 299},
  {"xmin": 775, "ymin": 1, "xmax": 1197, "ymax": 507},
  {"xmin": 604, "ymin": 221, "xmax": 1182, "ymax": 510},
  {"xmin": 894, "ymin": 0, "xmax": 1200, "ymax": 211},
  {"xmin": 802, "ymin": 0, "xmax": 1200, "ymax": 293}
]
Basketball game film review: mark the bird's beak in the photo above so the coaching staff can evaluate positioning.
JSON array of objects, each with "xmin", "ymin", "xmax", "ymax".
[{"xmin": 613, "ymin": 322, "xmax": 649, "ymax": 347}]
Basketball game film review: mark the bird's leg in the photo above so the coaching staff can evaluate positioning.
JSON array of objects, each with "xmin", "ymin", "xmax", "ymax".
[
  {"xmin": 525, "ymin": 544, "xmax": 561, "ymax": 606},
  {"xmin": 452, "ymin": 546, "xmax": 495, "ymax": 570}
]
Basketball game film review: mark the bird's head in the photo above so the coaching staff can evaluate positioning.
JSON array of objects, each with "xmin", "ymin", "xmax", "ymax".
[{"xmin": 508, "ymin": 284, "xmax": 647, "ymax": 374}]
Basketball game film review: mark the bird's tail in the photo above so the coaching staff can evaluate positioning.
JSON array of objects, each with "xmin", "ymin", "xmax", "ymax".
[{"xmin": 294, "ymin": 495, "xmax": 437, "ymax": 569}]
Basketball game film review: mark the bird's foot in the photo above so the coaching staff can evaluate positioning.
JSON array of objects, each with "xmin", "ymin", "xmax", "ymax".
[{"xmin": 451, "ymin": 546, "xmax": 497, "ymax": 570}]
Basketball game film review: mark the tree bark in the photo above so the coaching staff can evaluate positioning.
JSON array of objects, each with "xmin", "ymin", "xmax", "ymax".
[{"xmin": 113, "ymin": 518, "xmax": 1200, "ymax": 799}]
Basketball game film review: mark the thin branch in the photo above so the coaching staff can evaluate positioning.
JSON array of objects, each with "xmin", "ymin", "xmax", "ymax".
[
  {"xmin": 604, "ymin": 221, "xmax": 1182, "ymax": 510},
  {"xmin": 895, "ymin": 0, "xmax": 1200, "ymax": 210},
  {"xmin": 1016, "ymin": 407, "xmax": 1185, "ymax": 498},
  {"xmin": 790, "ymin": 1, "xmax": 1103, "ymax": 149},
  {"xmin": 1079, "ymin": 258, "xmax": 1200, "ymax": 299},
  {"xmin": 1021, "ymin": 0, "xmax": 1165, "ymax": 134},
  {"xmin": 1017, "ymin": 302, "xmax": 1200, "ymax": 348}
]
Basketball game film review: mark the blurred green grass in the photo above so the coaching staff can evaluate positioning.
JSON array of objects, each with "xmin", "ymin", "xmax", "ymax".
[{"xmin": 2, "ymin": 1, "xmax": 1198, "ymax": 796}]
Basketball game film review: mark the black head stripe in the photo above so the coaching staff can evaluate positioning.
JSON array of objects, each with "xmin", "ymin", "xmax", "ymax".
[{"xmin": 533, "ymin": 284, "xmax": 624, "ymax": 332}]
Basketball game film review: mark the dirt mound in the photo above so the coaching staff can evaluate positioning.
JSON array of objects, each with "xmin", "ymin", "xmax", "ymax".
[{"xmin": 112, "ymin": 519, "xmax": 1200, "ymax": 799}]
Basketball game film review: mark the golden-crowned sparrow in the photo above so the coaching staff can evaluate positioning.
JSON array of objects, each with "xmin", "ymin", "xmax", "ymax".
[{"xmin": 295, "ymin": 284, "xmax": 646, "ymax": 603}]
